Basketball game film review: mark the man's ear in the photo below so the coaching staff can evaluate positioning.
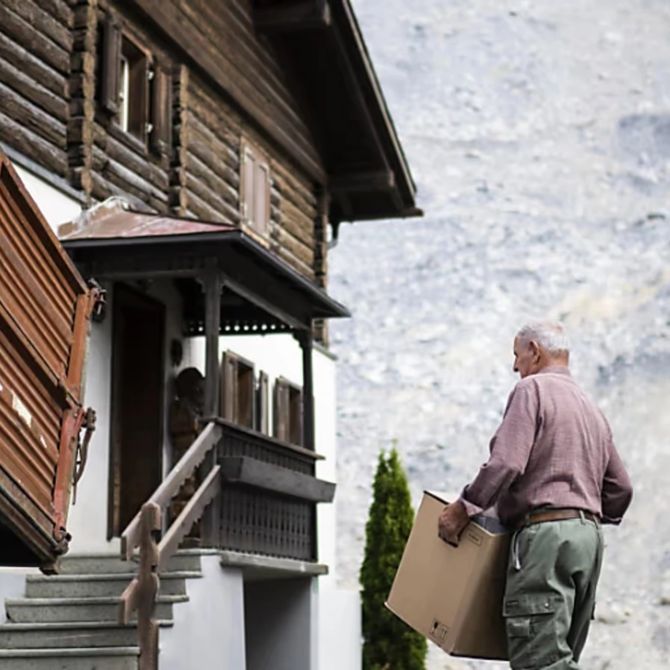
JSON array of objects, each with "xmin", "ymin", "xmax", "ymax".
[{"xmin": 529, "ymin": 340, "xmax": 541, "ymax": 361}]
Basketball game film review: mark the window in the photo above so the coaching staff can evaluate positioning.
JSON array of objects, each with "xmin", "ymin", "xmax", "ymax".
[
  {"xmin": 273, "ymin": 377, "xmax": 303, "ymax": 446},
  {"xmin": 220, "ymin": 352, "xmax": 270, "ymax": 433},
  {"xmin": 241, "ymin": 141, "xmax": 271, "ymax": 235},
  {"xmin": 98, "ymin": 15, "xmax": 172, "ymax": 154},
  {"xmin": 117, "ymin": 37, "xmax": 148, "ymax": 140}
]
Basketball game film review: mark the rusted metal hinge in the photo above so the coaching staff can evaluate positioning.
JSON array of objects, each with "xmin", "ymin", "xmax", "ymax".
[
  {"xmin": 72, "ymin": 407, "xmax": 97, "ymax": 505},
  {"xmin": 87, "ymin": 279, "xmax": 107, "ymax": 323}
]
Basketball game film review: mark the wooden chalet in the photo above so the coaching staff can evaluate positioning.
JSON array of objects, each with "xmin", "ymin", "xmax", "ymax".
[{"xmin": 0, "ymin": 1, "xmax": 418, "ymax": 668}]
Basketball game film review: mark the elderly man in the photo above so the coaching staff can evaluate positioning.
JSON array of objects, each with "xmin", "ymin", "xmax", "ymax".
[{"xmin": 438, "ymin": 322, "xmax": 633, "ymax": 669}]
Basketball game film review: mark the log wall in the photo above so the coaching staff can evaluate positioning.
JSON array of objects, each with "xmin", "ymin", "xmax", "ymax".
[
  {"xmin": 0, "ymin": 0, "xmax": 73, "ymax": 177},
  {"xmin": 0, "ymin": 0, "xmax": 326, "ymax": 282},
  {"xmin": 183, "ymin": 72, "xmax": 318, "ymax": 279}
]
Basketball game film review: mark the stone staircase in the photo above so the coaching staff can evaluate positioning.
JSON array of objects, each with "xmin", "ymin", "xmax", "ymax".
[{"xmin": 0, "ymin": 551, "xmax": 203, "ymax": 669}]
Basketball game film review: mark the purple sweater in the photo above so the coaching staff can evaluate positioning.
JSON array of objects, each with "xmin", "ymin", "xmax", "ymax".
[{"xmin": 459, "ymin": 366, "xmax": 633, "ymax": 526}]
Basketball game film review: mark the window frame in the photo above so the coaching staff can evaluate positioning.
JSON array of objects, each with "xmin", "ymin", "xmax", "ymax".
[
  {"xmin": 116, "ymin": 33, "xmax": 150, "ymax": 143},
  {"xmin": 98, "ymin": 15, "xmax": 171, "ymax": 156}
]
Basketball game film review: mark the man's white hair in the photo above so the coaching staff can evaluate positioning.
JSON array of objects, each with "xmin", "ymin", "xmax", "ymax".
[{"xmin": 516, "ymin": 321, "xmax": 570, "ymax": 355}]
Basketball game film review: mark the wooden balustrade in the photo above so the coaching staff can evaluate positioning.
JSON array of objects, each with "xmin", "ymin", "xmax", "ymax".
[{"xmin": 117, "ymin": 421, "xmax": 222, "ymax": 670}]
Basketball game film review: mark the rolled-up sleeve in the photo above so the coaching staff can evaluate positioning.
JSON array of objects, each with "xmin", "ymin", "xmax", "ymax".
[
  {"xmin": 459, "ymin": 382, "xmax": 538, "ymax": 517},
  {"xmin": 601, "ymin": 439, "xmax": 633, "ymax": 524}
]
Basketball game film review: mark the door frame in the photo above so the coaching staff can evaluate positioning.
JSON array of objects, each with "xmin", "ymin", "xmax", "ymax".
[{"xmin": 107, "ymin": 282, "xmax": 166, "ymax": 539}]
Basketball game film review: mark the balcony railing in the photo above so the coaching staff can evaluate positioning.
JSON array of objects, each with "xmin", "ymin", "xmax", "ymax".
[{"xmin": 213, "ymin": 418, "xmax": 334, "ymax": 562}]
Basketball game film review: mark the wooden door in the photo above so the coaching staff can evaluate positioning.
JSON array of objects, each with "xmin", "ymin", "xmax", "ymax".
[{"xmin": 109, "ymin": 283, "xmax": 165, "ymax": 536}]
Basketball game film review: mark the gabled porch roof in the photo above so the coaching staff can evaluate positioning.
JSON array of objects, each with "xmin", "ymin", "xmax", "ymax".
[{"xmin": 59, "ymin": 200, "xmax": 350, "ymax": 333}]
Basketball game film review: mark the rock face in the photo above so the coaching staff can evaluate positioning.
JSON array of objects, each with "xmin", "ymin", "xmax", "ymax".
[{"xmin": 330, "ymin": 1, "xmax": 670, "ymax": 668}]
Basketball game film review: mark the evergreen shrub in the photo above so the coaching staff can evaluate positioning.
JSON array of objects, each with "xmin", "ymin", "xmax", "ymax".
[{"xmin": 360, "ymin": 447, "xmax": 427, "ymax": 670}]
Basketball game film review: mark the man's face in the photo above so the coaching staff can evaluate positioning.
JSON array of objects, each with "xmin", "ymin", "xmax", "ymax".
[{"xmin": 513, "ymin": 336, "xmax": 539, "ymax": 378}]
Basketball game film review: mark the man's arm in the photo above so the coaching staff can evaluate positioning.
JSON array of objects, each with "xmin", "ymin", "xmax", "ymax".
[
  {"xmin": 601, "ymin": 438, "xmax": 633, "ymax": 524},
  {"xmin": 438, "ymin": 382, "xmax": 538, "ymax": 544},
  {"xmin": 459, "ymin": 382, "xmax": 538, "ymax": 516}
]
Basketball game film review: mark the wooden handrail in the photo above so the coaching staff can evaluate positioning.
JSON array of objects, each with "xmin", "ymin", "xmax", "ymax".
[
  {"xmin": 118, "ymin": 503, "xmax": 161, "ymax": 670},
  {"xmin": 120, "ymin": 422, "xmax": 222, "ymax": 560},
  {"xmin": 157, "ymin": 465, "xmax": 221, "ymax": 572},
  {"xmin": 117, "ymin": 421, "xmax": 223, "ymax": 670}
]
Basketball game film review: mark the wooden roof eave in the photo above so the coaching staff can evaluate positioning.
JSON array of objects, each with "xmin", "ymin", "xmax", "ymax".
[{"xmin": 255, "ymin": 0, "xmax": 419, "ymax": 222}]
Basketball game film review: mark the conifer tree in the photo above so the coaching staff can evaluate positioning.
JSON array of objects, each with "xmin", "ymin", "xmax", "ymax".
[{"xmin": 360, "ymin": 447, "xmax": 427, "ymax": 670}]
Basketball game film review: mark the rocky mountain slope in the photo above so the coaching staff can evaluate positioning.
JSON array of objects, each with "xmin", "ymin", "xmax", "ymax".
[{"xmin": 329, "ymin": 1, "xmax": 670, "ymax": 667}]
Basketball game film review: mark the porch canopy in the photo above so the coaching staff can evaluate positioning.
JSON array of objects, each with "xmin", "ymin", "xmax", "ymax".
[
  {"xmin": 60, "ymin": 199, "xmax": 349, "ymax": 444},
  {"xmin": 60, "ymin": 200, "xmax": 349, "ymax": 331}
]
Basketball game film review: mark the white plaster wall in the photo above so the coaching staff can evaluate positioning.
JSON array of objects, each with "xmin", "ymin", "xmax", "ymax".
[
  {"xmin": 161, "ymin": 558, "xmax": 246, "ymax": 670},
  {"xmin": 317, "ymin": 585, "xmax": 362, "ymax": 670},
  {"xmin": 313, "ymin": 347, "xmax": 338, "ymax": 578},
  {"xmin": 66, "ymin": 285, "xmax": 115, "ymax": 553},
  {"xmin": 13, "ymin": 164, "xmax": 82, "ymax": 231}
]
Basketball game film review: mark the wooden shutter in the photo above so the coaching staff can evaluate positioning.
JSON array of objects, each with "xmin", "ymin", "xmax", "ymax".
[
  {"xmin": 237, "ymin": 358, "xmax": 255, "ymax": 428},
  {"xmin": 100, "ymin": 16, "xmax": 122, "ymax": 114},
  {"xmin": 255, "ymin": 371, "xmax": 269, "ymax": 433},
  {"xmin": 127, "ymin": 46, "xmax": 148, "ymax": 140},
  {"xmin": 273, "ymin": 378, "xmax": 289, "ymax": 442},
  {"xmin": 241, "ymin": 145, "xmax": 256, "ymax": 222},
  {"xmin": 150, "ymin": 63, "xmax": 172, "ymax": 155},
  {"xmin": 220, "ymin": 351, "xmax": 254, "ymax": 427},
  {"xmin": 219, "ymin": 351, "xmax": 237, "ymax": 421},
  {"xmin": 254, "ymin": 161, "xmax": 270, "ymax": 233},
  {"xmin": 288, "ymin": 384, "xmax": 303, "ymax": 446}
]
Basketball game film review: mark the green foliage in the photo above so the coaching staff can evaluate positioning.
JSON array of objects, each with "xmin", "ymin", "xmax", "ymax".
[{"xmin": 360, "ymin": 447, "xmax": 427, "ymax": 670}]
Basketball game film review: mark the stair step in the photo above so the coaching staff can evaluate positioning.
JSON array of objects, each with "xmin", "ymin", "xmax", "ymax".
[
  {"xmin": 26, "ymin": 571, "xmax": 201, "ymax": 598},
  {"xmin": 0, "ymin": 646, "xmax": 138, "ymax": 670},
  {"xmin": 5, "ymin": 595, "xmax": 186, "ymax": 623},
  {"xmin": 58, "ymin": 550, "xmax": 203, "ymax": 575},
  {"xmin": 0, "ymin": 621, "xmax": 172, "ymax": 649}
]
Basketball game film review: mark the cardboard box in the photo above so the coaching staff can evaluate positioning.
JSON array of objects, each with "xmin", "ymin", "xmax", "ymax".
[{"xmin": 386, "ymin": 492, "xmax": 511, "ymax": 660}]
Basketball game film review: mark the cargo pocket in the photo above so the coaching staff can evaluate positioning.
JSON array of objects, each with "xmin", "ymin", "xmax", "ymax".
[{"xmin": 503, "ymin": 593, "xmax": 559, "ymax": 669}]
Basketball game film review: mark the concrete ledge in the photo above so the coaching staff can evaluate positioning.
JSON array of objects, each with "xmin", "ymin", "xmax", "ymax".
[{"xmin": 219, "ymin": 551, "xmax": 328, "ymax": 581}]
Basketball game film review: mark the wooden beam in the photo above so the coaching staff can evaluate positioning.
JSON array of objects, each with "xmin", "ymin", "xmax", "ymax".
[
  {"xmin": 329, "ymin": 169, "xmax": 395, "ymax": 193},
  {"xmin": 296, "ymin": 330, "xmax": 315, "ymax": 452},
  {"xmin": 203, "ymin": 263, "xmax": 222, "ymax": 418},
  {"xmin": 220, "ymin": 456, "xmax": 335, "ymax": 503},
  {"xmin": 255, "ymin": 0, "xmax": 331, "ymax": 34}
]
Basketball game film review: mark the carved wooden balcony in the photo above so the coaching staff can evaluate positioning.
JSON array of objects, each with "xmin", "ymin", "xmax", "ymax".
[{"xmin": 211, "ymin": 418, "xmax": 334, "ymax": 562}]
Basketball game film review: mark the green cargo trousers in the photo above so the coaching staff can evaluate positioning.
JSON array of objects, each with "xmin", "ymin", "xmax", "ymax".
[{"xmin": 503, "ymin": 516, "xmax": 604, "ymax": 669}]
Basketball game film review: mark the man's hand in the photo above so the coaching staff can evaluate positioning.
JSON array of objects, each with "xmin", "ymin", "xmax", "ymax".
[{"xmin": 438, "ymin": 500, "xmax": 470, "ymax": 547}]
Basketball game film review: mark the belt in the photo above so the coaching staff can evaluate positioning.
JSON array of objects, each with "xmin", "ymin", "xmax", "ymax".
[{"xmin": 515, "ymin": 508, "xmax": 599, "ymax": 530}]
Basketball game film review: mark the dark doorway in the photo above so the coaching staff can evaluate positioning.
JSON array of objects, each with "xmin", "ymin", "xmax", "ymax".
[{"xmin": 108, "ymin": 283, "xmax": 165, "ymax": 537}]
